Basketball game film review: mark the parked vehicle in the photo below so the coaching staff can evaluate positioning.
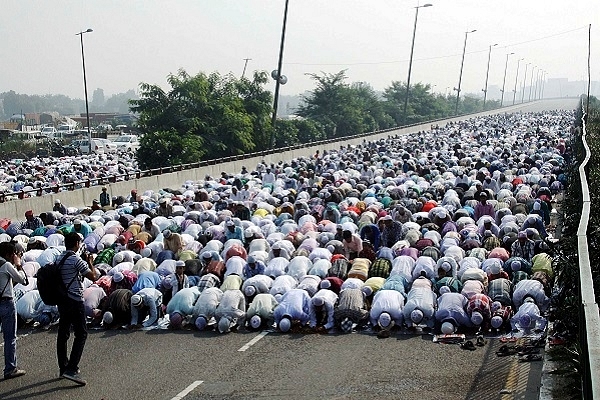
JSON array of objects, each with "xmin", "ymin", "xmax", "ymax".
[
  {"xmin": 72, "ymin": 139, "xmax": 105, "ymax": 155},
  {"xmin": 98, "ymin": 138, "xmax": 117, "ymax": 153},
  {"xmin": 113, "ymin": 135, "xmax": 139, "ymax": 152},
  {"xmin": 35, "ymin": 139, "xmax": 79, "ymax": 158},
  {"xmin": 57, "ymin": 124, "xmax": 76, "ymax": 138},
  {"xmin": 40, "ymin": 126, "xmax": 58, "ymax": 138}
]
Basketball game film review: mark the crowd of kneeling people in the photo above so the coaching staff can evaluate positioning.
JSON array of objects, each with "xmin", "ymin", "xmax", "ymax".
[{"xmin": 10, "ymin": 110, "xmax": 570, "ymax": 340}]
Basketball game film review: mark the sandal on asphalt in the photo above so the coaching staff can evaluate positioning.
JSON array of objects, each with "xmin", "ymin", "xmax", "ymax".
[
  {"xmin": 518, "ymin": 353, "xmax": 543, "ymax": 362},
  {"xmin": 461, "ymin": 340, "xmax": 477, "ymax": 351},
  {"xmin": 496, "ymin": 345, "xmax": 518, "ymax": 357},
  {"xmin": 518, "ymin": 347, "xmax": 540, "ymax": 356},
  {"xmin": 525, "ymin": 338, "xmax": 546, "ymax": 348}
]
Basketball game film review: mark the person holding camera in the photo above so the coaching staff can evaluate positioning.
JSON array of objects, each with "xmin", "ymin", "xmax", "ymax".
[
  {"xmin": 56, "ymin": 232, "xmax": 98, "ymax": 386},
  {"xmin": 0, "ymin": 241, "xmax": 29, "ymax": 379}
]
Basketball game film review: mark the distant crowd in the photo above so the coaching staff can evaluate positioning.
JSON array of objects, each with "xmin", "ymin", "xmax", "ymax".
[{"xmin": 0, "ymin": 152, "xmax": 139, "ymax": 198}]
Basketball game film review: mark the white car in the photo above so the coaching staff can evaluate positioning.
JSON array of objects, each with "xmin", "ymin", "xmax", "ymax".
[
  {"xmin": 73, "ymin": 139, "xmax": 105, "ymax": 155},
  {"xmin": 98, "ymin": 138, "xmax": 118, "ymax": 153},
  {"xmin": 112, "ymin": 135, "xmax": 140, "ymax": 152},
  {"xmin": 40, "ymin": 126, "xmax": 58, "ymax": 138}
]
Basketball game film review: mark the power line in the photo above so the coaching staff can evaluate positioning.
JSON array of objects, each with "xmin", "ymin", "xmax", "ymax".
[{"xmin": 286, "ymin": 25, "xmax": 588, "ymax": 67}]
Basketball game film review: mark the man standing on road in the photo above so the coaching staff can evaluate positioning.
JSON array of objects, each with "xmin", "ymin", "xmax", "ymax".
[
  {"xmin": 99, "ymin": 187, "xmax": 110, "ymax": 208},
  {"xmin": 57, "ymin": 232, "xmax": 98, "ymax": 386},
  {"xmin": 0, "ymin": 241, "xmax": 29, "ymax": 380}
]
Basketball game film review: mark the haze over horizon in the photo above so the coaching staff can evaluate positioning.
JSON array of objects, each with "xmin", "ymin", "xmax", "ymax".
[{"xmin": 2, "ymin": 1, "xmax": 597, "ymax": 100}]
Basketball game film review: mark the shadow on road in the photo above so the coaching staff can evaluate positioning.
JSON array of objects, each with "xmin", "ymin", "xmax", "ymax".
[{"xmin": 1, "ymin": 377, "xmax": 81, "ymax": 400}]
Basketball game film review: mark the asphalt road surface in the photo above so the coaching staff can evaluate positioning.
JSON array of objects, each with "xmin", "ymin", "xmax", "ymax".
[
  {"xmin": 1, "ymin": 98, "xmax": 579, "ymax": 400},
  {"xmin": 2, "ymin": 325, "xmax": 544, "ymax": 400}
]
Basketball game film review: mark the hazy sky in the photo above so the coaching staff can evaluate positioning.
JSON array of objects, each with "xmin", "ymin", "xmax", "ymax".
[{"xmin": 2, "ymin": 0, "xmax": 597, "ymax": 99}]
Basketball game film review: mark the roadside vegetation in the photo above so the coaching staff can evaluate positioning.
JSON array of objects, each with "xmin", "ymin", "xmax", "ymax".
[
  {"xmin": 549, "ymin": 95, "xmax": 600, "ymax": 399},
  {"xmin": 130, "ymin": 69, "xmax": 501, "ymax": 169}
]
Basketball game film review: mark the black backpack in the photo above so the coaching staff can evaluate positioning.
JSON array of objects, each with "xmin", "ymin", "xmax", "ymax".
[{"xmin": 36, "ymin": 253, "xmax": 76, "ymax": 306}]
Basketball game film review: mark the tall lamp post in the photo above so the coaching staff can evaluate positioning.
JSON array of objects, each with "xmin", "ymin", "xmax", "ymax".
[
  {"xmin": 541, "ymin": 71, "xmax": 547, "ymax": 99},
  {"xmin": 482, "ymin": 43, "xmax": 498, "ymax": 109},
  {"xmin": 403, "ymin": 3, "xmax": 433, "ymax": 124},
  {"xmin": 536, "ymin": 70, "xmax": 545, "ymax": 100},
  {"xmin": 270, "ymin": 0, "xmax": 290, "ymax": 148},
  {"xmin": 533, "ymin": 69, "xmax": 542, "ymax": 101},
  {"xmin": 500, "ymin": 52, "xmax": 514, "ymax": 107},
  {"xmin": 512, "ymin": 58, "xmax": 524, "ymax": 105},
  {"xmin": 454, "ymin": 29, "xmax": 476, "ymax": 115},
  {"xmin": 529, "ymin": 65, "xmax": 537, "ymax": 102},
  {"xmin": 76, "ymin": 28, "xmax": 93, "ymax": 154},
  {"xmin": 520, "ymin": 62, "xmax": 530, "ymax": 103}
]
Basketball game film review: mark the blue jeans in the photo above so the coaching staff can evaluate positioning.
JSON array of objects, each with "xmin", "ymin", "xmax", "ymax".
[{"xmin": 0, "ymin": 298, "xmax": 18, "ymax": 376}]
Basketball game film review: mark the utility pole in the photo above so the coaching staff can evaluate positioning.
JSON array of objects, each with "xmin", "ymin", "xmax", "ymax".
[{"xmin": 241, "ymin": 58, "xmax": 252, "ymax": 78}]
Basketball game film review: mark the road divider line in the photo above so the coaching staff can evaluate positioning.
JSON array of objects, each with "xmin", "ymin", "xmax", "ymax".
[
  {"xmin": 171, "ymin": 380, "xmax": 204, "ymax": 400},
  {"xmin": 238, "ymin": 330, "xmax": 269, "ymax": 352}
]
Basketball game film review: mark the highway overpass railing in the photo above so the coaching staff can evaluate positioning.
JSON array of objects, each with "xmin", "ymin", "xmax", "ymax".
[{"xmin": 577, "ymin": 104, "xmax": 600, "ymax": 400}]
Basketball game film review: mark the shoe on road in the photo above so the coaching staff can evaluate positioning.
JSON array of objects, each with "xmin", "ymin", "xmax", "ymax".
[
  {"xmin": 62, "ymin": 371, "xmax": 87, "ymax": 386},
  {"xmin": 4, "ymin": 369, "xmax": 26, "ymax": 379}
]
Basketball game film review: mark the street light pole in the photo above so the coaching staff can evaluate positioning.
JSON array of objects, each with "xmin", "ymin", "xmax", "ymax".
[
  {"xmin": 454, "ymin": 29, "xmax": 476, "ymax": 115},
  {"xmin": 512, "ymin": 58, "xmax": 524, "ymax": 105},
  {"xmin": 521, "ymin": 62, "xmax": 530, "ymax": 104},
  {"xmin": 500, "ymin": 52, "xmax": 514, "ymax": 107},
  {"xmin": 541, "ymin": 71, "xmax": 547, "ymax": 99},
  {"xmin": 482, "ymin": 43, "xmax": 497, "ymax": 110},
  {"xmin": 536, "ymin": 70, "xmax": 544, "ymax": 100},
  {"xmin": 529, "ymin": 65, "xmax": 536, "ymax": 102},
  {"xmin": 533, "ymin": 69, "xmax": 542, "ymax": 101},
  {"xmin": 76, "ymin": 28, "xmax": 93, "ymax": 154},
  {"xmin": 403, "ymin": 3, "xmax": 432, "ymax": 124},
  {"xmin": 270, "ymin": 0, "xmax": 290, "ymax": 148}
]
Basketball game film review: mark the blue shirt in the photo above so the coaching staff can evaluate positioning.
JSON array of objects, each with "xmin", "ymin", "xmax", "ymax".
[
  {"xmin": 132, "ymin": 271, "xmax": 161, "ymax": 294},
  {"xmin": 242, "ymin": 261, "xmax": 266, "ymax": 281}
]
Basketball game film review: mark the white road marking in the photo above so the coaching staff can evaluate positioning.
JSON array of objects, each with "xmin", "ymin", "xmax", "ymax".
[
  {"xmin": 237, "ymin": 330, "xmax": 269, "ymax": 352},
  {"xmin": 171, "ymin": 380, "xmax": 204, "ymax": 400}
]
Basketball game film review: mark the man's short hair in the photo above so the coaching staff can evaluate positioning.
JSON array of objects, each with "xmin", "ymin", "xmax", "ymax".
[{"xmin": 64, "ymin": 232, "xmax": 81, "ymax": 249}]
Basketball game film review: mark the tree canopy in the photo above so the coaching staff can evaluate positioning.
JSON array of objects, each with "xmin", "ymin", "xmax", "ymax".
[
  {"xmin": 130, "ymin": 70, "xmax": 270, "ymax": 169},
  {"xmin": 129, "ymin": 68, "xmax": 502, "ymax": 169}
]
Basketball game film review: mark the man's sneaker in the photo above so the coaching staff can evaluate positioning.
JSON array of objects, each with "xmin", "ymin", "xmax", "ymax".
[
  {"xmin": 4, "ymin": 369, "xmax": 26, "ymax": 379},
  {"xmin": 61, "ymin": 371, "xmax": 87, "ymax": 386},
  {"xmin": 59, "ymin": 367, "xmax": 80, "ymax": 378}
]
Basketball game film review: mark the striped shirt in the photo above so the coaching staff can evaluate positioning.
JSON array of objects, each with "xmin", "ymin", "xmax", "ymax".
[{"xmin": 58, "ymin": 251, "xmax": 91, "ymax": 302}]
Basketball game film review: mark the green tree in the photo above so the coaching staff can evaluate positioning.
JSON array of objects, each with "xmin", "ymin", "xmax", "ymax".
[
  {"xmin": 294, "ymin": 119, "xmax": 325, "ymax": 143},
  {"xmin": 297, "ymin": 71, "xmax": 372, "ymax": 138},
  {"xmin": 130, "ymin": 69, "xmax": 265, "ymax": 168},
  {"xmin": 235, "ymin": 71, "xmax": 273, "ymax": 151},
  {"xmin": 383, "ymin": 81, "xmax": 442, "ymax": 125},
  {"xmin": 137, "ymin": 129, "xmax": 204, "ymax": 169},
  {"xmin": 272, "ymin": 119, "xmax": 299, "ymax": 148}
]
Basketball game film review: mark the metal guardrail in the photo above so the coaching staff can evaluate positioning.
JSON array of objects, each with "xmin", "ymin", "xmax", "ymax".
[{"xmin": 577, "ymin": 103, "xmax": 600, "ymax": 400}]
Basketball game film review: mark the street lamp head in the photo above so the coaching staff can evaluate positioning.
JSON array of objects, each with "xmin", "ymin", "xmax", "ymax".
[
  {"xmin": 508, "ymin": 52, "xmax": 515, "ymax": 55},
  {"xmin": 468, "ymin": 29, "xmax": 477, "ymax": 33},
  {"xmin": 76, "ymin": 28, "xmax": 93, "ymax": 35},
  {"xmin": 422, "ymin": 3, "xmax": 433, "ymax": 7}
]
